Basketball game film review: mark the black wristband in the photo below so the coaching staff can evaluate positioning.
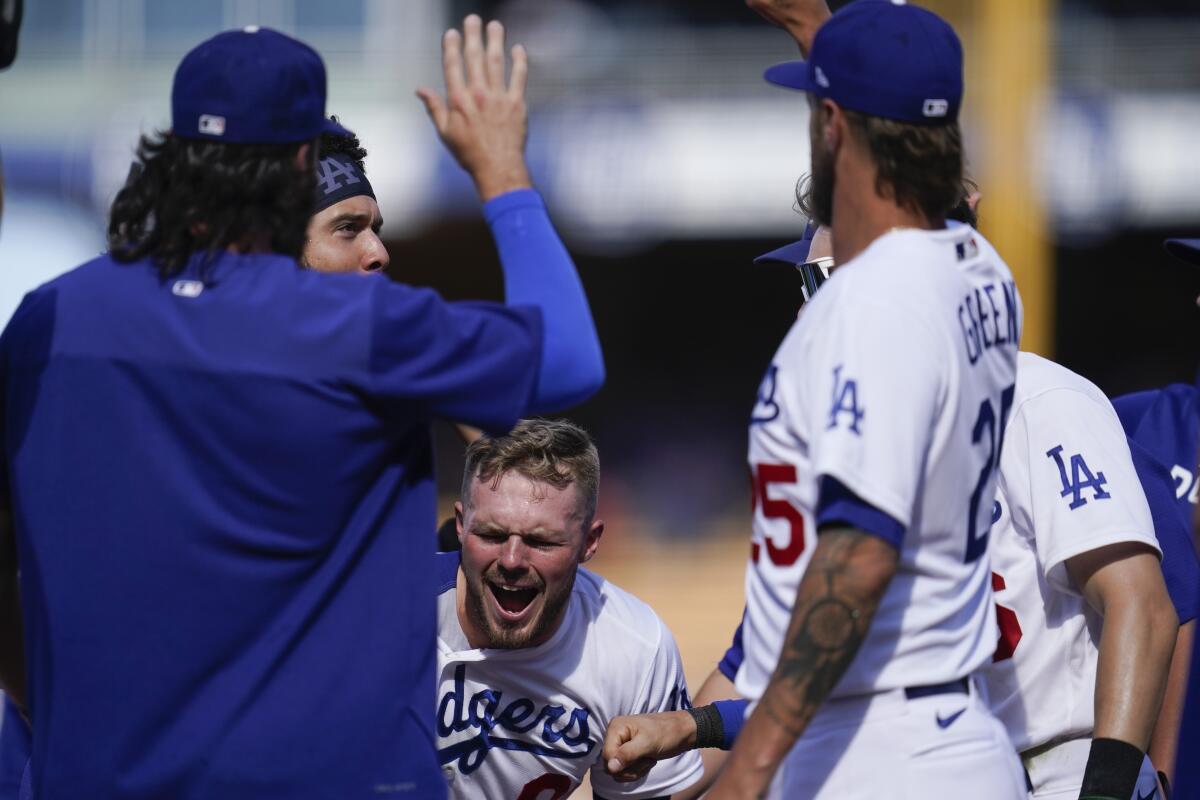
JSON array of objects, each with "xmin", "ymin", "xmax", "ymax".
[
  {"xmin": 1079, "ymin": 737, "xmax": 1144, "ymax": 800},
  {"xmin": 1158, "ymin": 770, "xmax": 1171, "ymax": 800},
  {"xmin": 686, "ymin": 704, "xmax": 725, "ymax": 750}
]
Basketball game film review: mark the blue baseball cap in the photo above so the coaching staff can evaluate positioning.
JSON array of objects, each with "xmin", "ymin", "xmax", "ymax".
[
  {"xmin": 1165, "ymin": 239, "xmax": 1200, "ymax": 266},
  {"xmin": 764, "ymin": 0, "xmax": 963, "ymax": 126},
  {"xmin": 754, "ymin": 222, "xmax": 817, "ymax": 266},
  {"xmin": 172, "ymin": 26, "xmax": 349, "ymax": 144}
]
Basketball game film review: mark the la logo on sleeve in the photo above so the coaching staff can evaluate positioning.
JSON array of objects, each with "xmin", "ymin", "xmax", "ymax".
[
  {"xmin": 1045, "ymin": 445, "xmax": 1110, "ymax": 509},
  {"xmin": 827, "ymin": 365, "xmax": 864, "ymax": 434}
]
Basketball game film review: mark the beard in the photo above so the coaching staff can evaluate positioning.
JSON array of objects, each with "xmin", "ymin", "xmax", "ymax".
[
  {"xmin": 808, "ymin": 135, "xmax": 835, "ymax": 228},
  {"xmin": 463, "ymin": 563, "xmax": 577, "ymax": 650}
]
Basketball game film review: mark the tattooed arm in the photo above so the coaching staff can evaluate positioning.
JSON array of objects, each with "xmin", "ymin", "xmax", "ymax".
[{"xmin": 705, "ymin": 527, "xmax": 898, "ymax": 799}]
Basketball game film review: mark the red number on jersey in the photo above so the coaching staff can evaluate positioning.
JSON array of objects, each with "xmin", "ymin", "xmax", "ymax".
[
  {"xmin": 516, "ymin": 773, "xmax": 574, "ymax": 800},
  {"xmin": 991, "ymin": 572, "xmax": 1023, "ymax": 662},
  {"xmin": 751, "ymin": 463, "xmax": 806, "ymax": 567}
]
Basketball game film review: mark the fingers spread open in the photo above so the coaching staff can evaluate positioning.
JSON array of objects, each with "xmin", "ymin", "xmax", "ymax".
[
  {"xmin": 462, "ymin": 14, "xmax": 486, "ymax": 90},
  {"xmin": 508, "ymin": 43, "xmax": 528, "ymax": 98},
  {"xmin": 415, "ymin": 88, "xmax": 447, "ymax": 131},
  {"xmin": 442, "ymin": 28, "xmax": 468, "ymax": 103},
  {"xmin": 485, "ymin": 20, "xmax": 506, "ymax": 89}
]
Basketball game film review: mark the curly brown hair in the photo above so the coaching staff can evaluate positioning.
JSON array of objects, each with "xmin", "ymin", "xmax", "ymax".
[{"xmin": 107, "ymin": 131, "xmax": 315, "ymax": 278}]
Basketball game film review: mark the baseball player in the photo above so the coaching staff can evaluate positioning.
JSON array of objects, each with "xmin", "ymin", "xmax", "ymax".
[
  {"xmin": 979, "ymin": 351, "xmax": 1189, "ymax": 800},
  {"xmin": 438, "ymin": 418, "xmax": 702, "ymax": 799},
  {"xmin": 301, "ymin": 121, "xmax": 390, "ymax": 275},
  {"xmin": 0, "ymin": 17, "xmax": 603, "ymax": 799},
  {"xmin": 698, "ymin": 1, "xmax": 1026, "ymax": 795},
  {"xmin": 607, "ymin": 210, "xmax": 1198, "ymax": 800}
]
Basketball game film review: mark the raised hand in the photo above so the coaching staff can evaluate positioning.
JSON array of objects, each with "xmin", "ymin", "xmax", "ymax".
[
  {"xmin": 745, "ymin": 0, "xmax": 832, "ymax": 55},
  {"xmin": 417, "ymin": 15, "xmax": 532, "ymax": 201}
]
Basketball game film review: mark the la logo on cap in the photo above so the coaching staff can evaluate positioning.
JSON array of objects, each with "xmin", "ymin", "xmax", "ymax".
[
  {"xmin": 199, "ymin": 114, "xmax": 227, "ymax": 135},
  {"xmin": 922, "ymin": 99, "xmax": 949, "ymax": 118}
]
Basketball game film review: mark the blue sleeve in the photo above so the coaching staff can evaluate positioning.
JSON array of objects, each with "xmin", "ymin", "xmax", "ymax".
[
  {"xmin": 0, "ymin": 697, "xmax": 31, "ymax": 800},
  {"xmin": 1111, "ymin": 390, "xmax": 1158, "ymax": 439},
  {"xmin": 713, "ymin": 699, "xmax": 750, "ymax": 750},
  {"xmin": 368, "ymin": 283, "xmax": 545, "ymax": 434},
  {"xmin": 484, "ymin": 190, "xmax": 605, "ymax": 411},
  {"xmin": 1128, "ymin": 439, "xmax": 1200, "ymax": 623},
  {"xmin": 816, "ymin": 476, "xmax": 906, "ymax": 548},
  {"xmin": 717, "ymin": 613, "xmax": 746, "ymax": 682}
]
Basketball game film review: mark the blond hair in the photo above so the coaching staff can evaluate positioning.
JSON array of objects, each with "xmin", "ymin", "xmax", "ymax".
[{"xmin": 462, "ymin": 418, "xmax": 600, "ymax": 526}]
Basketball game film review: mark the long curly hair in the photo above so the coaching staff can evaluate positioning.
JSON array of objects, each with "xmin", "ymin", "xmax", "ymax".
[{"xmin": 107, "ymin": 131, "xmax": 316, "ymax": 277}]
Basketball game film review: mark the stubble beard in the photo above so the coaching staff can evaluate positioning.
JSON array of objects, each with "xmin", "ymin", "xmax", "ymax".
[{"xmin": 465, "ymin": 566, "xmax": 577, "ymax": 650}]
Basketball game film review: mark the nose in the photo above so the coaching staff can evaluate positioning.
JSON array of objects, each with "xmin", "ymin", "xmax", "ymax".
[
  {"xmin": 497, "ymin": 536, "xmax": 527, "ymax": 573},
  {"xmin": 361, "ymin": 232, "xmax": 390, "ymax": 273}
]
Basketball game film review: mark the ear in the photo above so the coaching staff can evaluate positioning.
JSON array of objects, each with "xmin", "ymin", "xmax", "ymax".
[
  {"xmin": 966, "ymin": 191, "xmax": 983, "ymax": 215},
  {"xmin": 579, "ymin": 519, "xmax": 604, "ymax": 563},
  {"xmin": 295, "ymin": 140, "xmax": 316, "ymax": 171},
  {"xmin": 821, "ymin": 98, "xmax": 843, "ymax": 154},
  {"xmin": 455, "ymin": 500, "xmax": 466, "ymax": 545}
]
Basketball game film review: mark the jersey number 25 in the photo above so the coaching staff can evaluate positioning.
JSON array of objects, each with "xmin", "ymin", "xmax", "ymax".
[{"xmin": 750, "ymin": 463, "xmax": 806, "ymax": 567}]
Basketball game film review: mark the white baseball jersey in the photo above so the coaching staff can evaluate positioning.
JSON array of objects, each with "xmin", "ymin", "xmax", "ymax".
[
  {"xmin": 435, "ymin": 555, "xmax": 702, "ymax": 800},
  {"xmin": 980, "ymin": 351, "xmax": 1159, "ymax": 754},
  {"xmin": 737, "ymin": 224, "xmax": 1022, "ymax": 701}
]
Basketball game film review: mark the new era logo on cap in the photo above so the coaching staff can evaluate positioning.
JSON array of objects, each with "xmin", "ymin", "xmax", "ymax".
[
  {"xmin": 815, "ymin": 66, "xmax": 830, "ymax": 88},
  {"xmin": 922, "ymin": 99, "xmax": 949, "ymax": 118},
  {"xmin": 198, "ymin": 115, "xmax": 226, "ymax": 136}
]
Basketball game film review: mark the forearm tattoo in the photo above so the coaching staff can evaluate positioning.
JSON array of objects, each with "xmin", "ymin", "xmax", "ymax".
[{"xmin": 759, "ymin": 527, "xmax": 898, "ymax": 739}]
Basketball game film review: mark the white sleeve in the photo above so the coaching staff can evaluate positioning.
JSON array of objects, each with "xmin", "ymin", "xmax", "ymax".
[
  {"xmin": 588, "ymin": 622, "xmax": 703, "ymax": 800},
  {"xmin": 805, "ymin": 298, "xmax": 944, "ymax": 528},
  {"xmin": 1012, "ymin": 388, "xmax": 1159, "ymax": 594}
]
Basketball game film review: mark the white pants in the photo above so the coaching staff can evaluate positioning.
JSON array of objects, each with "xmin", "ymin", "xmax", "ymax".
[
  {"xmin": 1023, "ymin": 737, "xmax": 1160, "ymax": 800},
  {"xmin": 769, "ymin": 680, "xmax": 1026, "ymax": 799}
]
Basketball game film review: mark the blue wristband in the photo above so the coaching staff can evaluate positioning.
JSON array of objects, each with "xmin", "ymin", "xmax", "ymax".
[{"xmin": 713, "ymin": 699, "xmax": 749, "ymax": 751}]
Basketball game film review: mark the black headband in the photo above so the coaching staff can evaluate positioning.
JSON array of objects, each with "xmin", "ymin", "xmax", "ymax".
[{"xmin": 313, "ymin": 155, "xmax": 375, "ymax": 214}]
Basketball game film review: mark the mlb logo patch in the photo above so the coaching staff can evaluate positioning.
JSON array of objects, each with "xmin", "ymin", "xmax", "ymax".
[
  {"xmin": 922, "ymin": 99, "xmax": 949, "ymax": 118},
  {"xmin": 198, "ymin": 114, "xmax": 226, "ymax": 136},
  {"xmin": 172, "ymin": 279, "xmax": 205, "ymax": 298}
]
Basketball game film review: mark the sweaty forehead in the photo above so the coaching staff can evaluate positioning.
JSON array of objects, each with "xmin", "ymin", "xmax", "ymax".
[{"xmin": 466, "ymin": 473, "xmax": 585, "ymax": 533}]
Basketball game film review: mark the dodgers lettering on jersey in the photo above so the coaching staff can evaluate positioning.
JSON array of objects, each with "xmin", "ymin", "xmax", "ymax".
[
  {"xmin": 435, "ymin": 555, "xmax": 701, "ymax": 800},
  {"xmin": 980, "ymin": 352, "xmax": 1160, "ymax": 752},
  {"xmin": 738, "ymin": 225, "xmax": 1021, "ymax": 702}
]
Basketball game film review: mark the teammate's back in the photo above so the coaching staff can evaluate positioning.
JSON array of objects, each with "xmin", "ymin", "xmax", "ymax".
[
  {"xmin": 0, "ymin": 21, "xmax": 603, "ymax": 799},
  {"xmin": 2, "ymin": 250, "xmax": 541, "ymax": 798},
  {"xmin": 713, "ymin": 4, "xmax": 1026, "ymax": 796}
]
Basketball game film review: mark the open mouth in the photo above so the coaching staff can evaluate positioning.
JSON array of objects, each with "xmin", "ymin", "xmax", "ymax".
[{"xmin": 488, "ymin": 582, "xmax": 538, "ymax": 619}]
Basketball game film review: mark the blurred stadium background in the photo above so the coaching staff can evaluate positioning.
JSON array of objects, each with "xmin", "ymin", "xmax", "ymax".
[{"xmin": 2, "ymin": 1, "xmax": 1199, "ymax": 794}]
